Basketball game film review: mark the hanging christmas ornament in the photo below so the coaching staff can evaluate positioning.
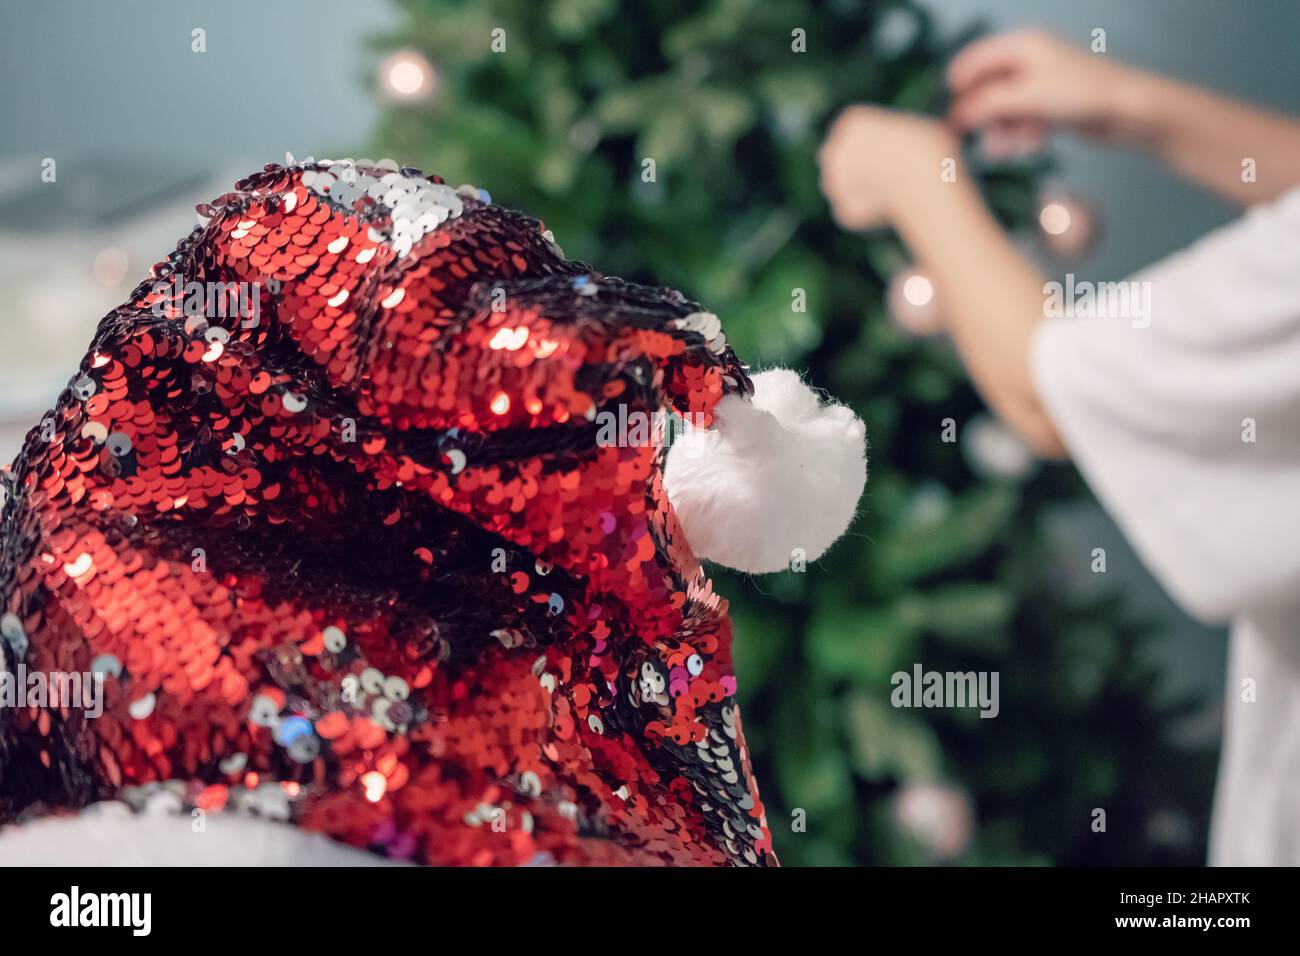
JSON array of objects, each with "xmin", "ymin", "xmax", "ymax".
[
  {"xmin": 1037, "ymin": 190, "xmax": 1098, "ymax": 260},
  {"xmin": 899, "ymin": 481, "xmax": 953, "ymax": 531},
  {"xmin": 887, "ymin": 266, "xmax": 942, "ymax": 336},
  {"xmin": 891, "ymin": 783, "xmax": 974, "ymax": 862},
  {"xmin": 962, "ymin": 413, "xmax": 1036, "ymax": 481},
  {"xmin": 378, "ymin": 49, "xmax": 436, "ymax": 102}
]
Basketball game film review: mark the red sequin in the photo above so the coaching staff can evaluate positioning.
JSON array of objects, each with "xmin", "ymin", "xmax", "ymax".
[{"xmin": 0, "ymin": 159, "xmax": 773, "ymax": 866}]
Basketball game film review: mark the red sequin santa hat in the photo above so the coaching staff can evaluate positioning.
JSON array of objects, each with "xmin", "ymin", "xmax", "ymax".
[{"xmin": 0, "ymin": 158, "xmax": 864, "ymax": 866}]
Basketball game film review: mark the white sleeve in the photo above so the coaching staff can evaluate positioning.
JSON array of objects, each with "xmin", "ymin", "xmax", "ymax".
[{"xmin": 1031, "ymin": 188, "xmax": 1300, "ymax": 624}]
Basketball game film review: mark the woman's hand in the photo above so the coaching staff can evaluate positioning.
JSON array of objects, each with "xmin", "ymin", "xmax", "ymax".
[
  {"xmin": 817, "ymin": 105, "xmax": 960, "ymax": 231},
  {"xmin": 946, "ymin": 29, "xmax": 1151, "ymax": 157},
  {"xmin": 948, "ymin": 28, "xmax": 1300, "ymax": 204}
]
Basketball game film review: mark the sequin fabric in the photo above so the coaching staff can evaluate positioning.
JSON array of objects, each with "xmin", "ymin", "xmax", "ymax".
[{"xmin": 0, "ymin": 158, "xmax": 776, "ymax": 866}]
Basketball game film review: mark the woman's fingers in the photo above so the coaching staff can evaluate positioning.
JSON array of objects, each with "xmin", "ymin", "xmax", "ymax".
[
  {"xmin": 949, "ymin": 77, "xmax": 1041, "ymax": 133},
  {"xmin": 946, "ymin": 30, "xmax": 1036, "ymax": 94},
  {"xmin": 948, "ymin": 30, "xmax": 1127, "ymax": 142}
]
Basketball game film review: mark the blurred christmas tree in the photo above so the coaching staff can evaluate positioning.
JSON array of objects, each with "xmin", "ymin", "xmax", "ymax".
[{"xmin": 368, "ymin": 0, "xmax": 1216, "ymax": 865}]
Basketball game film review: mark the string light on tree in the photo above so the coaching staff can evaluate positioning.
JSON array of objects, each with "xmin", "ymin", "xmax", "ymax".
[
  {"xmin": 1037, "ymin": 190, "xmax": 1098, "ymax": 260},
  {"xmin": 887, "ymin": 266, "xmax": 942, "ymax": 336},
  {"xmin": 962, "ymin": 413, "xmax": 1037, "ymax": 481},
  {"xmin": 379, "ymin": 49, "xmax": 436, "ymax": 102}
]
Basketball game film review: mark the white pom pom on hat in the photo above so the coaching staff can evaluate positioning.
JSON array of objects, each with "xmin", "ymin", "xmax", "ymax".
[{"xmin": 664, "ymin": 368, "xmax": 867, "ymax": 574}]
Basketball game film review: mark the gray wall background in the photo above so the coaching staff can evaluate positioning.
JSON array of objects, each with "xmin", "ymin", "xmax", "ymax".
[{"xmin": 0, "ymin": 0, "xmax": 397, "ymax": 172}]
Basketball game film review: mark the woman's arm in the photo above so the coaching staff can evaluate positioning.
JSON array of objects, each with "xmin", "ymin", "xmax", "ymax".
[
  {"xmin": 818, "ymin": 31, "xmax": 1300, "ymax": 458},
  {"xmin": 946, "ymin": 29, "xmax": 1300, "ymax": 206},
  {"xmin": 818, "ymin": 108, "xmax": 1066, "ymax": 457}
]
